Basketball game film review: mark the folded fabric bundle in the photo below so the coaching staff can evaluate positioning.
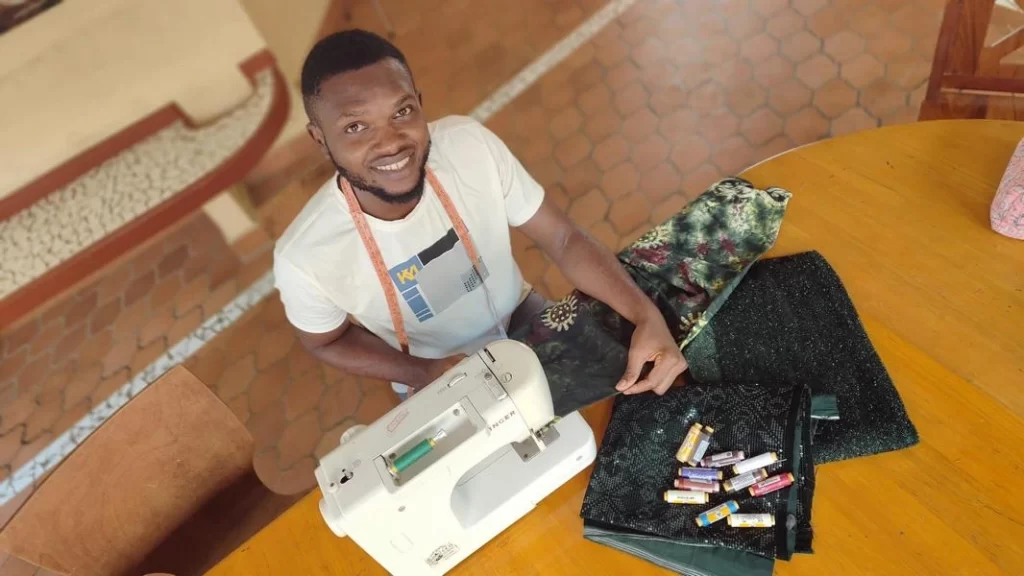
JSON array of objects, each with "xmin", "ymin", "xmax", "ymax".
[
  {"xmin": 508, "ymin": 175, "xmax": 920, "ymax": 574},
  {"xmin": 580, "ymin": 382, "xmax": 816, "ymax": 576},
  {"xmin": 572, "ymin": 253, "xmax": 920, "ymax": 574},
  {"xmin": 685, "ymin": 251, "xmax": 919, "ymax": 463},
  {"xmin": 510, "ymin": 178, "xmax": 792, "ymax": 416}
]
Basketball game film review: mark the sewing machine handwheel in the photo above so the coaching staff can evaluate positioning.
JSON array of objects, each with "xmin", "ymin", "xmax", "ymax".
[{"xmin": 341, "ymin": 424, "xmax": 367, "ymax": 444}]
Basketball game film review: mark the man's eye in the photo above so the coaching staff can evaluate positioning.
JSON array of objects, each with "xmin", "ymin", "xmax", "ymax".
[
  {"xmin": 395, "ymin": 106, "xmax": 413, "ymax": 118},
  {"xmin": 345, "ymin": 123, "xmax": 365, "ymax": 134}
]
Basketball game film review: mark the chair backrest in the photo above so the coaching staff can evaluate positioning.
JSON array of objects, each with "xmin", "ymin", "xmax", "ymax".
[
  {"xmin": 922, "ymin": 0, "xmax": 1024, "ymax": 119},
  {"xmin": 0, "ymin": 366, "xmax": 252, "ymax": 576}
]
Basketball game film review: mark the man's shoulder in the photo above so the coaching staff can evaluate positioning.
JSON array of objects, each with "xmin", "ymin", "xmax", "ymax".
[
  {"xmin": 429, "ymin": 115, "xmax": 511, "ymax": 170},
  {"xmin": 429, "ymin": 115, "xmax": 497, "ymax": 150},
  {"xmin": 429, "ymin": 114, "xmax": 483, "ymax": 137},
  {"xmin": 274, "ymin": 174, "xmax": 351, "ymax": 262}
]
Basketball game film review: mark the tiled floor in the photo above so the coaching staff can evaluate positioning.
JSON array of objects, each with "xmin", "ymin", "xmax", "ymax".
[{"xmin": 0, "ymin": 0, "xmax": 948, "ymax": 502}]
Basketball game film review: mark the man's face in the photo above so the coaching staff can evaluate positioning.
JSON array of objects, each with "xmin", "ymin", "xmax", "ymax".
[{"xmin": 308, "ymin": 59, "xmax": 429, "ymax": 203}]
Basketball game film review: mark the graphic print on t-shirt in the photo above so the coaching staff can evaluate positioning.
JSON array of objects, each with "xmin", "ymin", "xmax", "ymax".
[{"xmin": 387, "ymin": 228, "xmax": 489, "ymax": 322}]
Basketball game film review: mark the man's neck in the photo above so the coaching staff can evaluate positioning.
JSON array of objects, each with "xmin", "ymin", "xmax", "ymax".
[{"xmin": 354, "ymin": 187, "xmax": 420, "ymax": 221}]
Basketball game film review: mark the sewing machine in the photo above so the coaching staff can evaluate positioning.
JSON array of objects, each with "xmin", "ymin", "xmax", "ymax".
[{"xmin": 315, "ymin": 340, "xmax": 597, "ymax": 575}]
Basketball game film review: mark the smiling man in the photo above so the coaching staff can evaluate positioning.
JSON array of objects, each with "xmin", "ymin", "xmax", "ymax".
[{"xmin": 274, "ymin": 29, "xmax": 686, "ymax": 400}]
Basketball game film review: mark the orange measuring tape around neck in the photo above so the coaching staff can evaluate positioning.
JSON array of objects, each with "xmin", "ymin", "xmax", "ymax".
[{"xmin": 338, "ymin": 168, "xmax": 484, "ymax": 354}]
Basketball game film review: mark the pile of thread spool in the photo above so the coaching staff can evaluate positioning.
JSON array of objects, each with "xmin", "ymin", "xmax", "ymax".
[{"xmin": 663, "ymin": 422, "xmax": 793, "ymax": 528}]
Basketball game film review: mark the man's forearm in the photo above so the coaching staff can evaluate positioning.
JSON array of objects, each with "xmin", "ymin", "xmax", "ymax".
[
  {"xmin": 553, "ymin": 228, "xmax": 657, "ymax": 325},
  {"xmin": 304, "ymin": 324, "xmax": 437, "ymax": 388}
]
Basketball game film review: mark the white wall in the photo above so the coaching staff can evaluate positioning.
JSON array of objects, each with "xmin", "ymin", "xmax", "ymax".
[
  {"xmin": 0, "ymin": 0, "xmax": 267, "ymax": 199},
  {"xmin": 239, "ymin": 0, "xmax": 330, "ymax": 149}
]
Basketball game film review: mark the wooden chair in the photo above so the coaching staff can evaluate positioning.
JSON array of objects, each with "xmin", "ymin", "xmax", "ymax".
[
  {"xmin": 0, "ymin": 366, "xmax": 298, "ymax": 576},
  {"xmin": 921, "ymin": 0, "xmax": 1024, "ymax": 119}
]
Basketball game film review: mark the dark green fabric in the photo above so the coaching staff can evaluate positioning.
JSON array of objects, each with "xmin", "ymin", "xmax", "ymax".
[
  {"xmin": 685, "ymin": 251, "xmax": 919, "ymax": 463},
  {"xmin": 583, "ymin": 524, "xmax": 775, "ymax": 576},
  {"xmin": 511, "ymin": 178, "xmax": 791, "ymax": 416}
]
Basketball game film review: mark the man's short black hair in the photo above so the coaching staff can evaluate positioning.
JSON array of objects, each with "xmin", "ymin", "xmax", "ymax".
[{"xmin": 301, "ymin": 29, "xmax": 412, "ymax": 121}]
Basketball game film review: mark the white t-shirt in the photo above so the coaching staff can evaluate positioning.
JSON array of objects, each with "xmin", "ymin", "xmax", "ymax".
[{"xmin": 273, "ymin": 116, "xmax": 545, "ymax": 390}]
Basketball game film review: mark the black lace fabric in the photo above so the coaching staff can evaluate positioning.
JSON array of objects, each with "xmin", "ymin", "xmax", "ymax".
[
  {"xmin": 580, "ymin": 383, "xmax": 814, "ymax": 562},
  {"xmin": 686, "ymin": 251, "xmax": 919, "ymax": 463}
]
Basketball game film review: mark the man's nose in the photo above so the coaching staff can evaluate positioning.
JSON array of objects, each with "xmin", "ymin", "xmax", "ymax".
[{"xmin": 372, "ymin": 123, "xmax": 405, "ymax": 155}]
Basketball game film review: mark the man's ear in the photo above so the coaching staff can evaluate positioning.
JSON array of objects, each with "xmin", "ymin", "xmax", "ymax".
[
  {"xmin": 307, "ymin": 122, "xmax": 330, "ymax": 158},
  {"xmin": 418, "ymin": 91, "xmax": 424, "ymax": 107}
]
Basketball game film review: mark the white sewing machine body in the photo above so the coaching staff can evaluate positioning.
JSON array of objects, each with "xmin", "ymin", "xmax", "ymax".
[{"xmin": 315, "ymin": 340, "xmax": 596, "ymax": 575}]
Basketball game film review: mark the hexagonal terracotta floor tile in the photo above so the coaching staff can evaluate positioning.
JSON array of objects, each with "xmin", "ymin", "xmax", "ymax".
[
  {"xmin": 698, "ymin": 109, "xmax": 741, "ymax": 139},
  {"xmin": 807, "ymin": 5, "xmax": 846, "ymax": 39},
  {"xmin": 554, "ymin": 133, "xmax": 593, "ymax": 169},
  {"xmin": 601, "ymin": 162, "xmax": 641, "ymax": 198},
  {"xmin": 753, "ymin": 54, "xmax": 795, "ymax": 87},
  {"xmin": 702, "ymin": 34, "xmax": 740, "ymax": 65},
  {"xmin": 793, "ymin": 0, "xmax": 828, "ymax": 17},
  {"xmin": 785, "ymin": 107, "xmax": 831, "ymax": 144},
  {"xmin": 813, "ymin": 78, "xmax": 859, "ymax": 118},
  {"xmin": 621, "ymin": 108, "xmax": 660, "ymax": 143},
  {"xmin": 659, "ymin": 109, "xmax": 700, "ymax": 142},
  {"xmin": 824, "ymin": 30, "xmax": 866, "ymax": 63},
  {"xmin": 796, "ymin": 54, "xmax": 839, "ymax": 89},
  {"xmin": 549, "ymin": 107, "xmax": 584, "ymax": 141},
  {"xmin": 861, "ymin": 79, "xmax": 908, "ymax": 117},
  {"xmin": 593, "ymin": 135, "xmax": 631, "ymax": 170},
  {"xmin": 880, "ymin": 105, "xmax": 921, "ymax": 126},
  {"xmin": 886, "ymin": 54, "xmax": 931, "ymax": 89},
  {"xmin": 751, "ymin": 0, "xmax": 788, "ymax": 17},
  {"xmin": 689, "ymin": 82, "xmax": 726, "ymax": 114},
  {"xmin": 726, "ymin": 10, "xmax": 765, "ymax": 40},
  {"xmin": 831, "ymin": 107, "xmax": 879, "ymax": 136},
  {"xmin": 766, "ymin": 8, "xmax": 804, "ymax": 39},
  {"xmin": 712, "ymin": 59, "xmax": 754, "ymax": 89},
  {"xmin": 584, "ymin": 111, "xmax": 623, "ymax": 142},
  {"xmin": 614, "ymin": 84, "xmax": 650, "ymax": 116},
  {"xmin": 741, "ymin": 33, "xmax": 779, "ymax": 63},
  {"xmin": 639, "ymin": 162, "xmax": 683, "ymax": 204},
  {"xmin": 682, "ymin": 164, "xmax": 724, "ymax": 198},
  {"xmin": 782, "ymin": 30, "xmax": 822, "ymax": 63},
  {"xmin": 567, "ymin": 188, "xmax": 610, "ymax": 227},
  {"xmin": 670, "ymin": 135, "xmax": 712, "ymax": 173},
  {"xmin": 631, "ymin": 135, "xmax": 671, "ymax": 171},
  {"xmin": 768, "ymin": 79, "xmax": 814, "ymax": 116},
  {"xmin": 712, "ymin": 136, "xmax": 758, "ymax": 175},
  {"xmin": 650, "ymin": 86, "xmax": 688, "ymax": 116},
  {"xmin": 728, "ymin": 83, "xmax": 769, "ymax": 116},
  {"xmin": 867, "ymin": 27, "xmax": 913, "ymax": 60},
  {"xmin": 608, "ymin": 193, "xmax": 651, "ymax": 234},
  {"xmin": 850, "ymin": 5, "xmax": 888, "ymax": 37},
  {"xmin": 841, "ymin": 53, "xmax": 885, "ymax": 89},
  {"xmin": 740, "ymin": 108, "xmax": 784, "ymax": 146},
  {"xmin": 578, "ymin": 84, "xmax": 612, "ymax": 116}
]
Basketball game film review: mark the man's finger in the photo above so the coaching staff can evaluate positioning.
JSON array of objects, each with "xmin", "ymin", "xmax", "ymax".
[
  {"xmin": 621, "ymin": 354, "xmax": 685, "ymax": 396},
  {"xmin": 622, "ymin": 378, "xmax": 657, "ymax": 395},
  {"xmin": 615, "ymin": 351, "xmax": 648, "ymax": 391},
  {"xmin": 642, "ymin": 355, "xmax": 682, "ymax": 395}
]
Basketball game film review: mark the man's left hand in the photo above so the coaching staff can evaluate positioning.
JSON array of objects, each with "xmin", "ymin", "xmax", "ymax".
[{"xmin": 615, "ymin": 311, "xmax": 687, "ymax": 396}]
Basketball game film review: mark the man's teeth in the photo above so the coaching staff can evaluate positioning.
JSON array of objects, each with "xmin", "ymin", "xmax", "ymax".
[{"xmin": 374, "ymin": 156, "xmax": 411, "ymax": 171}]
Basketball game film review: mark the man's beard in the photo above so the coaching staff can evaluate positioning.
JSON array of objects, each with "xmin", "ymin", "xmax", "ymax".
[{"xmin": 331, "ymin": 141, "xmax": 431, "ymax": 205}]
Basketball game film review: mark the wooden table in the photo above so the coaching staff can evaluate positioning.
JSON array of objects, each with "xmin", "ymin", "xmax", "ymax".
[{"xmin": 208, "ymin": 120, "xmax": 1024, "ymax": 575}]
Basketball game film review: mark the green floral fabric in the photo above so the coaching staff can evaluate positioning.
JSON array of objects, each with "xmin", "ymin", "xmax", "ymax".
[{"xmin": 510, "ymin": 178, "xmax": 791, "ymax": 416}]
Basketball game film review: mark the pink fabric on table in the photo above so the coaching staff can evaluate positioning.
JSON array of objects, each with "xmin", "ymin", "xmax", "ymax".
[{"xmin": 992, "ymin": 138, "xmax": 1024, "ymax": 240}]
